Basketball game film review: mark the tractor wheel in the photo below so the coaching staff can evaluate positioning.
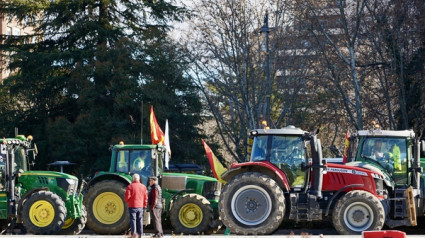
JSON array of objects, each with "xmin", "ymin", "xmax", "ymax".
[
  {"xmin": 169, "ymin": 194, "xmax": 214, "ymax": 234},
  {"xmin": 219, "ymin": 172, "xmax": 285, "ymax": 235},
  {"xmin": 57, "ymin": 204, "xmax": 87, "ymax": 235},
  {"xmin": 22, "ymin": 191, "xmax": 66, "ymax": 235},
  {"xmin": 332, "ymin": 190, "xmax": 385, "ymax": 235},
  {"xmin": 84, "ymin": 180, "xmax": 129, "ymax": 234}
]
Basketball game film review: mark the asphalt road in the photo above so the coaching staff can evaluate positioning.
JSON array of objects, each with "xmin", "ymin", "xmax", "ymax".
[{"xmin": 3, "ymin": 221, "xmax": 425, "ymax": 237}]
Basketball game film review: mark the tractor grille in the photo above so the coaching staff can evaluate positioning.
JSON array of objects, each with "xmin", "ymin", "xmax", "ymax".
[
  {"xmin": 56, "ymin": 178, "xmax": 79, "ymax": 195},
  {"xmin": 37, "ymin": 176, "xmax": 49, "ymax": 184},
  {"xmin": 202, "ymin": 181, "xmax": 221, "ymax": 200}
]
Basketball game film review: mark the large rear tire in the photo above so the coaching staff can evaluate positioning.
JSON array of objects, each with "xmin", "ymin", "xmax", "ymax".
[
  {"xmin": 219, "ymin": 172, "xmax": 285, "ymax": 235},
  {"xmin": 332, "ymin": 190, "xmax": 385, "ymax": 235},
  {"xmin": 22, "ymin": 191, "xmax": 66, "ymax": 235},
  {"xmin": 58, "ymin": 204, "xmax": 87, "ymax": 235},
  {"xmin": 169, "ymin": 193, "xmax": 213, "ymax": 234},
  {"xmin": 84, "ymin": 180, "xmax": 129, "ymax": 234}
]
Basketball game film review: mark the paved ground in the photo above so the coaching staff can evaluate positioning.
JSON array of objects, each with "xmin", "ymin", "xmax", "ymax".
[{"xmin": 3, "ymin": 222, "xmax": 425, "ymax": 237}]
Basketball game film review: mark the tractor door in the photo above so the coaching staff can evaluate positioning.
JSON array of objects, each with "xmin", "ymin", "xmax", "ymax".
[
  {"xmin": 252, "ymin": 135, "xmax": 306, "ymax": 190},
  {"xmin": 115, "ymin": 149, "xmax": 153, "ymax": 185},
  {"xmin": 359, "ymin": 137, "xmax": 408, "ymax": 185}
]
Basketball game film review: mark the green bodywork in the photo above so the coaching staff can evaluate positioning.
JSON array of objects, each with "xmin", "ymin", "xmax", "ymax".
[
  {"xmin": 0, "ymin": 136, "xmax": 84, "ymax": 221},
  {"xmin": 18, "ymin": 171, "xmax": 84, "ymax": 220},
  {"xmin": 90, "ymin": 143, "xmax": 220, "ymax": 215}
]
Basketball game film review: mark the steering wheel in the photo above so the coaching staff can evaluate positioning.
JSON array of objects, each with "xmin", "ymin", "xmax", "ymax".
[{"xmin": 132, "ymin": 157, "xmax": 145, "ymax": 171}]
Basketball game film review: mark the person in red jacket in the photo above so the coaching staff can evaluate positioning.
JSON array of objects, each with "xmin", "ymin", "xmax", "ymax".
[{"xmin": 125, "ymin": 173, "xmax": 148, "ymax": 238}]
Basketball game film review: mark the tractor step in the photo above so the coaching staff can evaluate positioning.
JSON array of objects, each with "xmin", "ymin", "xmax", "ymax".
[{"xmin": 289, "ymin": 193, "xmax": 322, "ymax": 221}]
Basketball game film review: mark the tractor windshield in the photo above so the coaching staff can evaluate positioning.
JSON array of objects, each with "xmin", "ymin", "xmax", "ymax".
[
  {"xmin": 15, "ymin": 147, "xmax": 28, "ymax": 172},
  {"xmin": 251, "ymin": 135, "xmax": 306, "ymax": 188},
  {"xmin": 359, "ymin": 137, "xmax": 408, "ymax": 184},
  {"xmin": 116, "ymin": 149, "xmax": 152, "ymax": 184}
]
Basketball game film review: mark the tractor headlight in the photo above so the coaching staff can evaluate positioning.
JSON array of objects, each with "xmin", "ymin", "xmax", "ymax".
[
  {"xmin": 57, "ymin": 178, "xmax": 79, "ymax": 195},
  {"xmin": 66, "ymin": 178, "xmax": 76, "ymax": 185}
]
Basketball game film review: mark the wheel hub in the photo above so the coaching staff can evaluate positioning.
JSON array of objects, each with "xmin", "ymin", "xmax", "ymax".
[
  {"xmin": 352, "ymin": 210, "xmax": 366, "ymax": 223},
  {"xmin": 105, "ymin": 202, "xmax": 117, "ymax": 214},
  {"xmin": 93, "ymin": 192, "xmax": 124, "ymax": 224},
  {"xmin": 185, "ymin": 210, "xmax": 196, "ymax": 221},
  {"xmin": 29, "ymin": 200, "xmax": 55, "ymax": 227},
  {"xmin": 343, "ymin": 202, "xmax": 374, "ymax": 232},
  {"xmin": 246, "ymin": 199, "xmax": 259, "ymax": 212},
  {"xmin": 231, "ymin": 185, "xmax": 272, "ymax": 225},
  {"xmin": 179, "ymin": 203, "xmax": 203, "ymax": 228}
]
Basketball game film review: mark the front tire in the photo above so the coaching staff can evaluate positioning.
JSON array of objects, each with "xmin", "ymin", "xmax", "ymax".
[
  {"xmin": 332, "ymin": 190, "xmax": 385, "ymax": 235},
  {"xmin": 22, "ymin": 191, "xmax": 66, "ymax": 235},
  {"xmin": 58, "ymin": 204, "xmax": 87, "ymax": 235},
  {"xmin": 219, "ymin": 172, "xmax": 285, "ymax": 235},
  {"xmin": 84, "ymin": 180, "xmax": 129, "ymax": 234},
  {"xmin": 170, "ymin": 193, "xmax": 213, "ymax": 234}
]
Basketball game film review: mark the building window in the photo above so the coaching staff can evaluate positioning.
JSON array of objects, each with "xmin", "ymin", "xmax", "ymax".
[
  {"xmin": 6, "ymin": 27, "xmax": 12, "ymax": 36},
  {"xmin": 13, "ymin": 27, "xmax": 21, "ymax": 36}
]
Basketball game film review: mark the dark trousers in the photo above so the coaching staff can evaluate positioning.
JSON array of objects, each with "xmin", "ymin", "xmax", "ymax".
[
  {"xmin": 151, "ymin": 208, "xmax": 163, "ymax": 236},
  {"xmin": 129, "ymin": 207, "xmax": 144, "ymax": 236}
]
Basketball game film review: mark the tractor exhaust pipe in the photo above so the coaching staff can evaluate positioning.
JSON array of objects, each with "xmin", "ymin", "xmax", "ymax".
[
  {"xmin": 309, "ymin": 135, "xmax": 323, "ymax": 199},
  {"xmin": 7, "ymin": 145, "xmax": 17, "ymax": 216},
  {"xmin": 413, "ymin": 139, "xmax": 421, "ymax": 188}
]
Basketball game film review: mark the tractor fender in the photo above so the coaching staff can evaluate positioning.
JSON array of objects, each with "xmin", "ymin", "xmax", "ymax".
[
  {"xmin": 86, "ymin": 173, "xmax": 131, "ymax": 189},
  {"xmin": 324, "ymin": 184, "xmax": 364, "ymax": 216},
  {"xmin": 17, "ymin": 187, "xmax": 50, "ymax": 222},
  {"xmin": 221, "ymin": 162, "xmax": 291, "ymax": 191}
]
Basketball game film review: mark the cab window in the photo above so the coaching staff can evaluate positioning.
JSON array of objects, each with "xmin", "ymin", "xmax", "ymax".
[{"xmin": 361, "ymin": 138, "xmax": 407, "ymax": 184}]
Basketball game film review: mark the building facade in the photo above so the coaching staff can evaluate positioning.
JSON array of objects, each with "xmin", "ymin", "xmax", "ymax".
[{"xmin": 0, "ymin": 13, "xmax": 36, "ymax": 83}]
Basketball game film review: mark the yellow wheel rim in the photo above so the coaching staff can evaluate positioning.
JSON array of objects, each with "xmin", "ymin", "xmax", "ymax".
[
  {"xmin": 178, "ymin": 203, "xmax": 203, "ymax": 228},
  {"xmin": 62, "ymin": 218, "xmax": 75, "ymax": 229},
  {"xmin": 29, "ymin": 200, "xmax": 55, "ymax": 228},
  {"xmin": 93, "ymin": 192, "xmax": 124, "ymax": 224}
]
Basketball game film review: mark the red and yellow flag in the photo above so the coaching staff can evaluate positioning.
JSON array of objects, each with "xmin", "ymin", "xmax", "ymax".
[
  {"xmin": 150, "ymin": 106, "xmax": 165, "ymax": 145},
  {"xmin": 342, "ymin": 131, "xmax": 350, "ymax": 163},
  {"xmin": 201, "ymin": 139, "xmax": 227, "ymax": 184}
]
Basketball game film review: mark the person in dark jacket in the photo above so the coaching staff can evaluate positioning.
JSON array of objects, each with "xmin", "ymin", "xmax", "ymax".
[
  {"xmin": 148, "ymin": 176, "xmax": 163, "ymax": 237},
  {"xmin": 125, "ymin": 173, "xmax": 148, "ymax": 238}
]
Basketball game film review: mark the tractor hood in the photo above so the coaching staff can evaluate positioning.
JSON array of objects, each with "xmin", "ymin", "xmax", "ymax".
[
  {"xmin": 21, "ymin": 170, "xmax": 78, "ymax": 180},
  {"xmin": 163, "ymin": 172, "xmax": 218, "ymax": 182},
  {"xmin": 345, "ymin": 161, "xmax": 392, "ymax": 187},
  {"xmin": 323, "ymin": 163, "xmax": 387, "ymax": 196},
  {"xmin": 161, "ymin": 172, "xmax": 221, "ymax": 200},
  {"xmin": 19, "ymin": 171, "xmax": 80, "ymax": 196}
]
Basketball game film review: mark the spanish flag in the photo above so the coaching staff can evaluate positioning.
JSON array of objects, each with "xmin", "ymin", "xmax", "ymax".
[
  {"xmin": 201, "ymin": 139, "xmax": 227, "ymax": 184},
  {"xmin": 342, "ymin": 131, "xmax": 350, "ymax": 163},
  {"xmin": 150, "ymin": 106, "xmax": 165, "ymax": 145}
]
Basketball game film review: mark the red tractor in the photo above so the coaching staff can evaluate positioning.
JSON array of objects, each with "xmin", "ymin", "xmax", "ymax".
[{"xmin": 218, "ymin": 126, "xmax": 386, "ymax": 235}]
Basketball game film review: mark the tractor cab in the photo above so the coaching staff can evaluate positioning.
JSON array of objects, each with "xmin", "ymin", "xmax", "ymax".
[
  {"xmin": 111, "ymin": 143, "xmax": 165, "ymax": 185},
  {"xmin": 346, "ymin": 129, "xmax": 416, "ymax": 187},
  {"xmin": 250, "ymin": 126, "xmax": 309, "ymax": 190}
]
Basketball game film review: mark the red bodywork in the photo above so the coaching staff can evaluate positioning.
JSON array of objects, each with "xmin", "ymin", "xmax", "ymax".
[{"xmin": 225, "ymin": 161, "xmax": 384, "ymax": 199}]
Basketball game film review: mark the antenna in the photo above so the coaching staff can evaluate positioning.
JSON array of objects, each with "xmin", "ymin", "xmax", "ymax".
[
  {"xmin": 15, "ymin": 127, "xmax": 18, "ymax": 137},
  {"xmin": 141, "ymin": 101, "xmax": 143, "ymax": 145}
]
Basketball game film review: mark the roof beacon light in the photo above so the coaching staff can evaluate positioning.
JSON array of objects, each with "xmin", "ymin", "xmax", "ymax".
[{"xmin": 119, "ymin": 141, "xmax": 124, "ymax": 145}]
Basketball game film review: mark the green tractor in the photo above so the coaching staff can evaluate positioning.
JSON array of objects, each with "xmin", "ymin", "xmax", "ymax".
[
  {"xmin": 84, "ymin": 142, "xmax": 221, "ymax": 235},
  {"xmin": 345, "ymin": 126, "xmax": 425, "ymax": 228},
  {"xmin": 0, "ymin": 135, "xmax": 86, "ymax": 235}
]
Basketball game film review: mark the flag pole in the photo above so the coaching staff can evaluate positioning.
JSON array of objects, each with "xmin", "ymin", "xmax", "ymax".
[{"xmin": 141, "ymin": 101, "xmax": 143, "ymax": 145}]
